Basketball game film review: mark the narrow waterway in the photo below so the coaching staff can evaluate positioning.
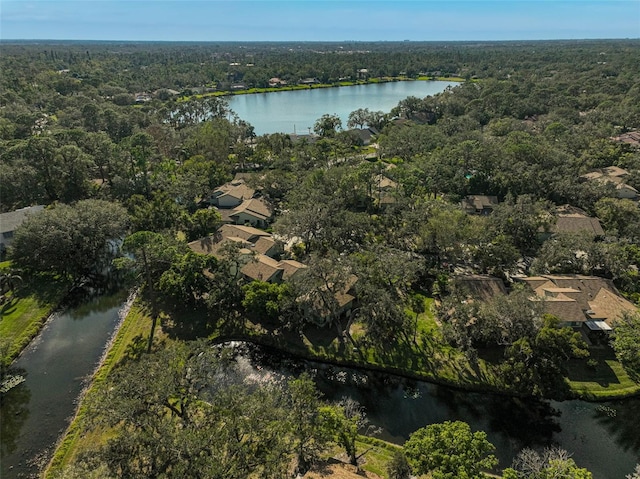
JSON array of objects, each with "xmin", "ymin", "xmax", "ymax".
[{"xmin": 0, "ymin": 291, "xmax": 131, "ymax": 479}]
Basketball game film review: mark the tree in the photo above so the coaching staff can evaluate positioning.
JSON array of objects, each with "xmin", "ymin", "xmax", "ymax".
[
  {"xmin": 501, "ymin": 315, "xmax": 589, "ymax": 397},
  {"xmin": 313, "ymin": 113, "xmax": 342, "ymax": 138},
  {"xmin": 387, "ymin": 450, "xmax": 412, "ymax": 479},
  {"xmin": 322, "ymin": 398, "xmax": 378, "ymax": 469},
  {"xmin": 86, "ymin": 342, "xmax": 292, "ymax": 479},
  {"xmin": 181, "ymin": 208, "xmax": 222, "ymax": 242},
  {"xmin": 158, "ymin": 251, "xmax": 217, "ymax": 307},
  {"xmin": 347, "ymin": 108, "xmax": 371, "ymax": 129},
  {"xmin": 242, "ymin": 281, "xmax": 291, "ymax": 321},
  {"xmin": 594, "ymin": 197, "xmax": 640, "ymax": 241},
  {"xmin": 10, "ymin": 200, "xmax": 128, "ymax": 283},
  {"xmin": 611, "ymin": 312, "xmax": 640, "ymax": 373},
  {"xmin": 289, "ymin": 252, "xmax": 354, "ymax": 334},
  {"xmin": 403, "ymin": 421, "xmax": 498, "ymax": 479},
  {"xmin": 505, "ymin": 447, "xmax": 593, "ymax": 479},
  {"xmin": 117, "ymin": 231, "xmax": 181, "ymax": 351},
  {"xmin": 287, "ymin": 373, "xmax": 331, "ymax": 474},
  {"xmin": 490, "ymin": 195, "xmax": 554, "ymax": 256},
  {"xmin": 349, "ymin": 247, "xmax": 422, "ymax": 348}
]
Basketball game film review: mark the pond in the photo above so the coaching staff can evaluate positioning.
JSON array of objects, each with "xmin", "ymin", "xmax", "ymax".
[
  {"xmin": 240, "ymin": 343, "xmax": 640, "ymax": 479},
  {"xmin": 227, "ymin": 80, "xmax": 456, "ymax": 135},
  {"xmin": 0, "ymin": 291, "xmax": 133, "ymax": 479}
]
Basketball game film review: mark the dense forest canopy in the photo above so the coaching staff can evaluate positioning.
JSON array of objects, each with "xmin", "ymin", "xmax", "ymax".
[{"xmin": 2, "ymin": 38, "xmax": 640, "ymax": 479}]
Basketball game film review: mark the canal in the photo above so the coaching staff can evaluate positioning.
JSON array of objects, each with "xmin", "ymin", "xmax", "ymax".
[{"xmin": 0, "ymin": 291, "xmax": 133, "ymax": 479}]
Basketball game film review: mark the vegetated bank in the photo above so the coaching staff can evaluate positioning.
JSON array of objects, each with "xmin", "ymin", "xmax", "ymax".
[{"xmin": 45, "ymin": 297, "xmax": 640, "ymax": 479}]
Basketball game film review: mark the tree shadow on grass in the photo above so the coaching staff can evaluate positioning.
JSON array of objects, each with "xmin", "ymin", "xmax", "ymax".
[
  {"xmin": 565, "ymin": 348, "xmax": 621, "ymax": 388},
  {"xmin": 19, "ymin": 274, "xmax": 72, "ymax": 306},
  {"xmin": 160, "ymin": 303, "xmax": 219, "ymax": 341},
  {"xmin": 0, "ymin": 300, "xmax": 18, "ymax": 317},
  {"xmin": 302, "ymin": 324, "xmax": 341, "ymax": 351}
]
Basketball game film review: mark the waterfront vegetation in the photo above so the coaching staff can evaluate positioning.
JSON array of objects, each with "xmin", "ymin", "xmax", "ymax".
[{"xmin": 2, "ymin": 39, "xmax": 640, "ymax": 478}]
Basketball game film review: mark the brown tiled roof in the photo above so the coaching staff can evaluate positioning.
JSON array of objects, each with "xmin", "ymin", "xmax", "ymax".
[
  {"xmin": 188, "ymin": 236, "xmax": 250, "ymax": 257},
  {"xmin": 580, "ymin": 166, "xmax": 631, "ymax": 185},
  {"xmin": 612, "ymin": 131, "xmax": 640, "ymax": 147},
  {"xmin": 518, "ymin": 276, "xmax": 553, "ymax": 292},
  {"xmin": 517, "ymin": 274, "xmax": 638, "ymax": 326},
  {"xmin": 373, "ymin": 174, "xmax": 398, "ymax": 190},
  {"xmin": 461, "ymin": 195, "xmax": 499, "ymax": 214},
  {"xmin": 279, "ymin": 259, "xmax": 307, "ymax": 280},
  {"xmin": 231, "ymin": 198, "xmax": 273, "ymax": 221},
  {"xmin": 588, "ymin": 288, "xmax": 638, "ymax": 327},
  {"xmin": 453, "ymin": 275, "xmax": 507, "ymax": 301},
  {"xmin": 213, "ymin": 180, "xmax": 255, "ymax": 203},
  {"xmin": 603, "ymin": 166, "xmax": 630, "ymax": 177},
  {"xmin": 241, "ymin": 255, "xmax": 283, "ymax": 282},
  {"xmin": 253, "ymin": 236, "xmax": 279, "ymax": 256},
  {"xmin": 218, "ymin": 224, "xmax": 271, "ymax": 243},
  {"xmin": 551, "ymin": 214, "xmax": 605, "ymax": 236},
  {"xmin": 537, "ymin": 295, "xmax": 588, "ymax": 323}
]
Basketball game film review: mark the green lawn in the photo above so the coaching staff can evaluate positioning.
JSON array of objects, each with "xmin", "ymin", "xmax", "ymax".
[
  {"xmin": 565, "ymin": 347, "xmax": 640, "ymax": 399},
  {"xmin": 0, "ymin": 273, "xmax": 69, "ymax": 366}
]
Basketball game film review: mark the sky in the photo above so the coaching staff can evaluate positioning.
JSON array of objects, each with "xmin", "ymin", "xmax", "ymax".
[{"xmin": 1, "ymin": 0, "xmax": 639, "ymax": 42}]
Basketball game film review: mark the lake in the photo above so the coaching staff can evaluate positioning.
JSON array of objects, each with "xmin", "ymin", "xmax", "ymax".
[{"xmin": 227, "ymin": 80, "xmax": 456, "ymax": 136}]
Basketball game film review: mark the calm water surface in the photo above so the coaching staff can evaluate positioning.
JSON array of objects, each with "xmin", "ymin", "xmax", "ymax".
[
  {"xmin": 241, "ymin": 344, "xmax": 639, "ymax": 479},
  {"xmin": 228, "ymin": 80, "xmax": 455, "ymax": 135},
  {"xmin": 0, "ymin": 291, "xmax": 129, "ymax": 479}
]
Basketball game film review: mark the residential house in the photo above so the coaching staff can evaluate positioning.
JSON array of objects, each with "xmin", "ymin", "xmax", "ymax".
[
  {"xmin": 241, "ymin": 255, "xmax": 284, "ymax": 283},
  {"xmin": 278, "ymin": 259, "xmax": 307, "ymax": 281},
  {"xmin": 452, "ymin": 274, "xmax": 508, "ymax": 301},
  {"xmin": 189, "ymin": 225, "xmax": 291, "ymax": 283},
  {"xmin": 579, "ymin": 166, "xmax": 638, "ymax": 201},
  {"xmin": 461, "ymin": 195, "xmax": 499, "ymax": 215},
  {"xmin": 208, "ymin": 180, "xmax": 256, "ymax": 208},
  {"xmin": 0, "ymin": 205, "xmax": 44, "ymax": 253},
  {"xmin": 205, "ymin": 179, "xmax": 274, "ymax": 228},
  {"xmin": 268, "ymin": 77, "xmax": 287, "ymax": 87},
  {"xmin": 544, "ymin": 205, "xmax": 605, "ymax": 238},
  {"xmin": 253, "ymin": 236, "xmax": 282, "ymax": 258},
  {"xmin": 300, "ymin": 274, "xmax": 358, "ymax": 327},
  {"xmin": 370, "ymin": 173, "xmax": 399, "ymax": 207},
  {"xmin": 217, "ymin": 224, "xmax": 272, "ymax": 244},
  {"xmin": 345, "ymin": 127, "xmax": 378, "ymax": 146},
  {"xmin": 189, "ymin": 224, "xmax": 275, "ymax": 257},
  {"xmin": 229, "ymin": 197, "xmax": 273, "ymax": 228},
  {"xmin": 515, "ymin": 274, "xmax": 637, "ymax": 330},
  {"xmin": 612, "ymin": 130, "xmax": 640, "ymax": 148}
]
